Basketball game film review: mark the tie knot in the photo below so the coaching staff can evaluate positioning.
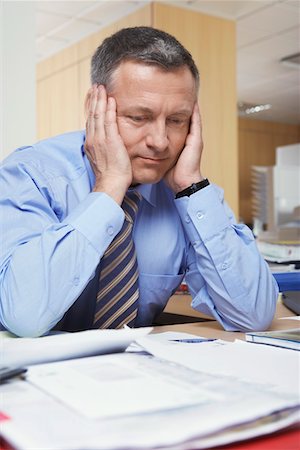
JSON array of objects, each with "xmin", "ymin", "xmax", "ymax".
[{"xmin": 122, "ymin": 191, "xmax": 142, "ymax": 223}]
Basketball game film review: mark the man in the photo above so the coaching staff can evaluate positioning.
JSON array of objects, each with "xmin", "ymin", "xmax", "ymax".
[{"xmin": 0, "ymin": 27, "xmax": 278, "ymax": 337}]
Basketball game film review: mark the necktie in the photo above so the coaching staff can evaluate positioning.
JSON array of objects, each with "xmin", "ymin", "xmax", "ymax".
[{"xmin": 93, "ymin": 191, "xmax": 142, "ymax": 329}]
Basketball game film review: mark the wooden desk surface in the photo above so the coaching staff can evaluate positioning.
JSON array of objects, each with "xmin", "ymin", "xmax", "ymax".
[{"xmin": 154, "ymin": 294, "xmax": 297, "ymax": 341}]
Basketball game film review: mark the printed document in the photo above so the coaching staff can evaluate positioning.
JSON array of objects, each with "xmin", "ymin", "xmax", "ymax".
[
  {"xmin": 1, "ymin": 349, "xmax": 299, "ymax": 450},
  {"xmin": 136, "ymin": 333, "xmax": 300, "ymax": 396}
]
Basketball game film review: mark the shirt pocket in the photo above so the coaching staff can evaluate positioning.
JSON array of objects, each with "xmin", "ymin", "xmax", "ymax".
[{"xmin": 139, "ymin": 273, "xmax": 184, "ymax": 311}]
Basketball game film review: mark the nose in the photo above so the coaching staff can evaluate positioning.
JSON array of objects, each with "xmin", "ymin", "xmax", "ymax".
[{"xmin": 145, "ymin": 120, "xmax": 169, "ymax": 152}]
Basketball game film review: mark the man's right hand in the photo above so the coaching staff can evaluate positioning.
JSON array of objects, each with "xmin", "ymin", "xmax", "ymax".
[{"xmin": 84, "ymin": 85, "xmax": 132, "ymax": 205}]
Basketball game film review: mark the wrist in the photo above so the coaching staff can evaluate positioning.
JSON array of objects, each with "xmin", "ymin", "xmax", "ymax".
[
  {"xmin": 173, "ymin": 173, "xmax": 204, "ymax": 194},
  {"xmin": 93, "ymin": 179, "xmax": 129, "ymax": 205},
  {"xmin": 175, "ymin": 178, "xmax": 210, "ymax": 199}
]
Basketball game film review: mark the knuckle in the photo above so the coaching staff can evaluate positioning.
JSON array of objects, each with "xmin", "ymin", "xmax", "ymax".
[{"xmin": 84, "ymin": 140, "xmax": 93, "ymax": 151}]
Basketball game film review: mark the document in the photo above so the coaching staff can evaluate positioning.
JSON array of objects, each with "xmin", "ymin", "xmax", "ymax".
[
  {"xmin": 1, "ymin": 350, "xmax": 299, "ymax": 450},
  {"xmin": 136, "ymin": 333, "xmax": 300, "ymax": 396},
  {"xmin": 26, "ymin": 352, "xmax": 216, "ymax": 419},
  {"xmin": 0, "ymin": 327, "xmax": 152, "ymax": 367}
]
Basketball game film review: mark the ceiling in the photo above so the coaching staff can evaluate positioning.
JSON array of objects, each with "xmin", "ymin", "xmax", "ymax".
[{"xmin": 36, "ymin": 0, "xmax": 300, "ymax": 125}]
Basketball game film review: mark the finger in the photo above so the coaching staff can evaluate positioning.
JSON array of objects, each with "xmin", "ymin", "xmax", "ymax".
[
  {"xmin": 84, "ymin": 86, "xmax": 94, "ymax": 119},
  {"xmin": 94, "ymin": 85, "xmax": 108, "ymax": 140},
  {"xmin": 196, "ymin": 102, "xmax": 203, "ymax": 138},
  {"xmin": 104, "ymin": 96, "xmax": 120, "ymax": 140},
  {"xmin": 190, "ymin": 102, "xmax": 201, "ymax": 135},
  {"xmin": 189, "ymin": 102, "xmax": 203, "ymax": 146},
  {"xmin": 85, "ymin": 85, "xmax": 98, "ymax": 142}
]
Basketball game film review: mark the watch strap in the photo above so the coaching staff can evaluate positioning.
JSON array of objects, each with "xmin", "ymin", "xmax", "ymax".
[{"xmin": 175, "ymin": 178, "xmax": 210, "ymax": 199}]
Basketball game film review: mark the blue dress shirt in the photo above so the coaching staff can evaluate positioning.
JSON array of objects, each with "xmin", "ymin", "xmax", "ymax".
[{"xmin": 0, "ymin": 131, "xmax": 278, "ymax": 337}]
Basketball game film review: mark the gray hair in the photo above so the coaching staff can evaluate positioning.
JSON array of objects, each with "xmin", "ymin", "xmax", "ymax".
[{"xmin": 91, "ymin": 26, "xmax": 199, "ymax": 91}]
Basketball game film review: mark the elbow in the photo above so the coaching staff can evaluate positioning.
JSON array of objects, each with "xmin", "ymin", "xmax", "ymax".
[
  {"xmin": 243, "ymin": 308, "xmax": 275, "ymax": 332},
  {"xmin": 249, "ymin": 276, "xmax": 279, "ymax": 332},
  {"xmin": 1, "ymin": 314, "xmax": 50, "ymax": 337},
  {"xmin": 0, "ymin": 296, "xmax": 53, "ymax": 338},
  {"xmin": 221, "ymin": 307, "xmax": 276, "ymax": 333},
  {"xmin": 227, "ymin": 281, "xmax": 279, "ymax": 332}
]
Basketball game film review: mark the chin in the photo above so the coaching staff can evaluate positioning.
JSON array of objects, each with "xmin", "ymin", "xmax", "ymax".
[
  {"xmin": 132, "ymin": 170, "xmax": 165, "ymax": 186},
  {"xmin": 133, "ymin": 175, "xmax": 163, "ymax": 184}
]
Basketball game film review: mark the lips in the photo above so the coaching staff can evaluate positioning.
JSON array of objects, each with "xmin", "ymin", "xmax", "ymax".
[{"xmin": 141, "ymin": 157, "xmax": 165, "ymax": 163}]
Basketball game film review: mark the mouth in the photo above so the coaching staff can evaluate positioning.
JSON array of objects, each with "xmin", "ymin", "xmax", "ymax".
[{"xmin": 140, "ymin": 157, "xmax": 165, "ymax": 164}]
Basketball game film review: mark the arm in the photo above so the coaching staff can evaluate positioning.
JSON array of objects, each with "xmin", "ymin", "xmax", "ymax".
[
  {"xmin": 165, "ymin": 102, "xmax": 278, "ymax": 331},
  {"xmin": 0, "ymin": 86, "xmax": 130, "ymax": 337},
  {"xmin": 0, "ymin": 161, "xmax": 125, "ymax": 337},
  {"xmin": 175, "ymin": 186, "xmax": 278, "ymax": 331}
]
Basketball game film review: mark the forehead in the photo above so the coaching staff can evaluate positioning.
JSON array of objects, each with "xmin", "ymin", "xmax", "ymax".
[{"xmin": 109, "ymin": 61, "xmax": 196, "ymax": 111}]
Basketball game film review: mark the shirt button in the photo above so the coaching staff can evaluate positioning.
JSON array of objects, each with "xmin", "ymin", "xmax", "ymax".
[
  {"xmin": 221, "ymin": 262, "xmax": 228, "ymax": 270},
  {"xmin": 196, "ymin": 211, "xmax": 204, "ymax": 220},
  {"xmin": 107, "ymin": 226, "xmax": 114, "ymax": 236},
  {"xmin": 185, "ymin": 215, "xmax": 191, "ymax": 223},
  {"xmin": 73, "ymin": 276, "xmax": 80, "ymax": 286}
]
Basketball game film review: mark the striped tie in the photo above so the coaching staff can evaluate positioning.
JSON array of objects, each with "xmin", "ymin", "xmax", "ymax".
[{"xmin": 93, "ymin": 191, "xmax": 142, "ymax": 329}]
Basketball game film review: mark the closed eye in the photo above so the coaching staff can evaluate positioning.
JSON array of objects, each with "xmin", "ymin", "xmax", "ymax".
[
  {"xmin": 127, "ymin": 115, "xmax": 148, "ymax": 123},
  {"xmin": 167, "ymin": 117, "xmax": 189, "ymax": 127}
]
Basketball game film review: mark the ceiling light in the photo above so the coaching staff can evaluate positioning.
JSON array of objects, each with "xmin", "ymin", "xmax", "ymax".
[{"xmin": 238, "ymin": 102, "xmax": 272, "ymax": 116}]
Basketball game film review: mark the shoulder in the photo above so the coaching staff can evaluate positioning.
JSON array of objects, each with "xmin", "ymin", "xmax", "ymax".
[
  {"xmin": 34, "ymin": 130, "xmax": 85, "ymax": 154},
  {"xmin": 2, "ymin": 131, "xmax": 86, "ymax": 180}
]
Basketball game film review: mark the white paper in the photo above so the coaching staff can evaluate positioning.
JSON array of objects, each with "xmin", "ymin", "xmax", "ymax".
[
  {"xmin": 136, "ymin": 335, "xmax": 300, "ymax": 396},
  {"xmin": 170, "ymin": 409, "xmax": 300, "ymax": 450},
  {"xmin": 0, "ymin": 327, "xmax": 152, "ymax": 367},
  {"xmin": 279, "ymin": 316, "xmax": 300, "ymax": 321},
  {"xmin": 26, "ymin": 352, "xmax": 214, "ymax": 419},
  {"xmin": 1, "ymin": 352, "xmax": 299, "ymax": 450}
]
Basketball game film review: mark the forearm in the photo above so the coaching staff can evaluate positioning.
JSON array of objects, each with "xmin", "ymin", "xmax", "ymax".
[
  {"xmin": 175, "ymin": 185, "xmax": 278, "ymax": 331},
  {"xmin": 0, "ymin": 193, "xmax": 124, "ymax": 337},
  {"xmin": 0, "ymin": 227, "xmax": 99, "ymax": 336}
]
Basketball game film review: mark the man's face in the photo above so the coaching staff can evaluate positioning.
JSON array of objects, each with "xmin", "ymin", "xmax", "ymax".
[{"xmin": 108, "ymin": 61, "xmax": 197, "ymax": 185}]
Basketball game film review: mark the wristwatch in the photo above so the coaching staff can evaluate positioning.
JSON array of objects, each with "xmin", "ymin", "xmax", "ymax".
[{"xmin": 175, "ymin": 178, "xmax": 210, "ymax": 199}]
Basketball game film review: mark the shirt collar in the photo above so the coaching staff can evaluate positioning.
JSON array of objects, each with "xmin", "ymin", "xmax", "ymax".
[{"xmin": 135, "ymin": 183, "xmax": 158, "ymax": 207}]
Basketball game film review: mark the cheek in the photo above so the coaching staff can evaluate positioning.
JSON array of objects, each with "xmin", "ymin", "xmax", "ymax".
[
  {"xmin": 169, "ymin": 129, "xmax": 189, "ymax": 155},
  {"xmin": 117, "ymin": 119, "xmax": 144, "ymax": 151}
]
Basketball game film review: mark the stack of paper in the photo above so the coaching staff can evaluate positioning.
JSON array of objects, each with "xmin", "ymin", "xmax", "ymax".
[{"xmin": 0, "ymin": 331, "xmax": 299, "ymax": 450}]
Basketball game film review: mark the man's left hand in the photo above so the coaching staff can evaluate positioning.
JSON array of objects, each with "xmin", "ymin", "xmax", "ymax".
[{"xmin": 164, "ymin": 102, "xmax": 205, "ymax": 194}]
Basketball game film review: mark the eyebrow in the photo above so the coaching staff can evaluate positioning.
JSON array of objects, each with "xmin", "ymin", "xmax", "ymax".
[
  {"xmin": 122, "ymin": 106, "xmax": 191, "ymax": 116},
  {"xmin": 123, "ymin": 106, "xmax": 153, "ymax": 115}
]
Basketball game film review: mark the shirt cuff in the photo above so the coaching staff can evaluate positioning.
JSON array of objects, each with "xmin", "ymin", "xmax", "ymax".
[
  {"xmin": 63, "ymin": 192, "xmax": 124, "ymax": 254},
  {"xmin": 175, "ymin": 184, "xmax": 231, "ymax": 243}
]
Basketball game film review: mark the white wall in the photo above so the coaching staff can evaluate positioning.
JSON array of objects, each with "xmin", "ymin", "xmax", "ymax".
[{"xmin": 0, "ymin": 1, "xmax": 36, "ymax": 160}]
